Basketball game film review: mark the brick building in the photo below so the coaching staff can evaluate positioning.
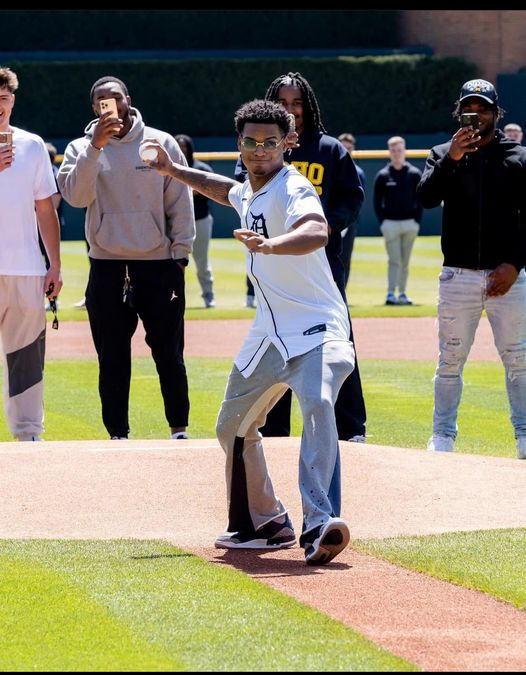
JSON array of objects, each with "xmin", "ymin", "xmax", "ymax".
[{"xmin": 400, "ymin": 10, "xmax": 526, "ymax": 84}]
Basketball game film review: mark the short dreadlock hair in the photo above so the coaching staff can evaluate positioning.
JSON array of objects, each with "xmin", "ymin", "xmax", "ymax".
[
  {"xmin": 234, "ymin": 99, "xmax": 290, "ymax": 137},
  {"xmin": 264, "ymin": 72, "xmax": 326, "ymax": 134},
  {"xmin": 90, "ymin": 75, "xmax": 129, "ymax": 103}
]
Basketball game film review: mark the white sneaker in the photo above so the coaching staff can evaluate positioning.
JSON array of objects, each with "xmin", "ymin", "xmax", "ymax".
[
  {"xmin": 516, "ymin": 437, "xmax": 526, "ymax": 459},
  {"xmin": 204, "ymin": 293, "xmax": 216, "ymax": 308},
  {"xmin": 73, "ymin": 297, "xmax": 86, "ymax": 308},
  {"xmin": 110, "ymin": 436, "xmax": 127, "ymax": 440},
  {"xmin": 171, "ymin": 431, "xmax": 188, "ymax": 440},
  {"xmin": 427, "ymin": 435, "xmax": 454, "ymax": 452},
  {"xmin": 348, "ymin": 434, "xmax": 366, "ymax": 443},
  {"xmin": 398, "ymin": 293, "xmax": 413, "ymax": 305}
]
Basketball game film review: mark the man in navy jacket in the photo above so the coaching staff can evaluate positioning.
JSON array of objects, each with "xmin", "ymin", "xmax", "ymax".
[{"xmin": 235, "ymin": 72, "xmax": 366, "ymax": 443}]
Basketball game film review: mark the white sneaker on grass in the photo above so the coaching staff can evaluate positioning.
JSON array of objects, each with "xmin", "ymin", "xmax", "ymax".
[
  {"xmin": 397, "ymin": 292, "xmax": 413, "ymax": 305},
  {"xmin": 348, "ymin": 434, "xmax": 366, "ymax": 443},
  {"xmin": 171, "ymin": 431, "xmax": 188, "ymax": 440},
  {"xmin": 427, "ymin": 435, "xmax": 454, "ymax": 452}
]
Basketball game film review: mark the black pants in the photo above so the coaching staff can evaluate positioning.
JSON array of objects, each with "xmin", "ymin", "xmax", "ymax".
[
  {"xmin": 259, "ymin": 232, "xmax": 367, "ymax": 440},
  {"xmin": 86, "ymin": 258, "xmax": 189, "ymax": 438},
  {"xmin": 341, "ymin": 220, "xmax": 358, "ymax": 289}
]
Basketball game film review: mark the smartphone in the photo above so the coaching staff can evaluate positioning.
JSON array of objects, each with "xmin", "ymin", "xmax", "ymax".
[
  {"xmin": 0, "ymin": 130, "xmax": 13, "ymax": 146},
  {"xmin": 460, "ymin": 112, "xmax": 479, "ymax": 128},
  {"xmin": 99, "ymin": 98, "xmax": 119, "ymax": 118}
]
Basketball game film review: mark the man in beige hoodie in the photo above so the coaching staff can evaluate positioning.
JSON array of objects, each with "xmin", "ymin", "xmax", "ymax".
[{"xmin": 58, "ymin": 75, "xmax": 195, "ymax": 441}]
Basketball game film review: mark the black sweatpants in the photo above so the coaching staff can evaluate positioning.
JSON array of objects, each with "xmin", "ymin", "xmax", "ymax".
[{"xmin": 86, "ymin": 258, "xmax": 189, "ymax": 438}]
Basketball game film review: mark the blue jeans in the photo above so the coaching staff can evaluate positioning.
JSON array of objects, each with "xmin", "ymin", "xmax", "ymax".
[{"xmin": 433, "ymin": 267, "xmax": 526, "ymax": 440}]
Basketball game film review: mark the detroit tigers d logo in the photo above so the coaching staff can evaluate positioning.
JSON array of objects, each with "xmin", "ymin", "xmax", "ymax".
[{"xmin": 249, "ymin": 211, "xmax": 268, "ymax": 238}]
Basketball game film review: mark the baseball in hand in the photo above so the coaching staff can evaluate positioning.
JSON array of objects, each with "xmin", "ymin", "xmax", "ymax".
[{"xmin": 140, "ymin": 145, "xmax": 158, "ymax": 162}]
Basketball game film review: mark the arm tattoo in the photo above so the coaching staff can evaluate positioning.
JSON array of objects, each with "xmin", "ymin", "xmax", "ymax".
[{"xmin": 171, "ymin": 164, "xmax": 236, "ymax": 206}]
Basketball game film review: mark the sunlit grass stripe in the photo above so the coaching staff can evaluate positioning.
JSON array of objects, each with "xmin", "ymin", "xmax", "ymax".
[{"xmin": 0, "ymin": 540, "xmax": 417, "ymax": 672}]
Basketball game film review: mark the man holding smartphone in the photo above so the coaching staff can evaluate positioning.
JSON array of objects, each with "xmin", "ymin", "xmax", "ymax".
[
  {"xmin": 0, "ymin": 65, "xmax": 63, "ymax": 441},
  {"xmin": 417, "ymin": 78, "xmax": 526, "ymax": 459},
  {"xmin": 58, "ymin": 75, "xmax": 195, "ymax": 441}
]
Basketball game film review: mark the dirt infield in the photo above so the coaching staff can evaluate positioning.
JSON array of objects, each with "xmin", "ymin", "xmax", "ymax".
[
  {"xmin": 46, "ymin": 316, "xmax": 501, "ymax": 361},
  {"xmin": 6, "ymin": 316, "xmax": 520, "ymax": 671}
]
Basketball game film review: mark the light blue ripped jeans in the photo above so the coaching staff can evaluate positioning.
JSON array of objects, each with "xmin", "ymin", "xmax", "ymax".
[{"xmin": 433, "ymin": 267, "xmax": 526, "ymax": 440}]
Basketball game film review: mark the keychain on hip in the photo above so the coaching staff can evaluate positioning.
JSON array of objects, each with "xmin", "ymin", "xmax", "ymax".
[{"xmin": 122, "ymin": 266, "xmax": 134, "ymax": 308}]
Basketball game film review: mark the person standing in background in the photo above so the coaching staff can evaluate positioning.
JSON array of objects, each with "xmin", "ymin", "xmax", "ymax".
[
  {"xmin": 503, "ymin": 122, "xmax": 523, "ymax": 144},
  {"xmin": 373, "ymin": 135, "xmax": 422, "ymax": 306},
  {"xmin": 175, "ymin": 134, "xmax": 216, "ymax": 308},
  {"xmin": 58, "ymin": 75, "xmax": 194, "ymax": 441},
  {"xmin": 0, "ymin": 65, "xmax": 63, "ymax": 441},
  {"xmin": 234, "ymin": 72, "xmax": 367, "ymax": 444},
  {"xmin": 417, "ymin": 78, "xmax": 526, "ymax": 459},
  {"xmin": 338, "ymin": 132, "xmax": 365, "ymax": 290}
]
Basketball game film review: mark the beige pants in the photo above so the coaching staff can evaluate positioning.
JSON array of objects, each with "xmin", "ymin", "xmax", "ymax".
[
  {"xmin": 380, "ymin": 218, "xmax": 420, "ymax": 294},
  {"xmin": 0, "ymin": 276, "xmax": 46, "ymax": 440}
]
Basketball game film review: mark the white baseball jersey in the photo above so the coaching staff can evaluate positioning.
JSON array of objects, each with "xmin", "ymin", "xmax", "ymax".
[{"xmin": 228, "ymin": 164, "xmax": 350, "ymax": 377}]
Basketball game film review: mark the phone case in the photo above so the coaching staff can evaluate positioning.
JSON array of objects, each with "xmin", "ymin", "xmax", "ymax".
[{"xmin": 0, "ymin": 131, "xmax": 13, "ymax": 146}]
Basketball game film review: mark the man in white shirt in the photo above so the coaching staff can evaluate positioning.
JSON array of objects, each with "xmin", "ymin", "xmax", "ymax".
[
  {"xmin": 145, "ymin": 99, "xmax": 355, "ymax": 565},
  {"xmin": 0, "ymin": 66, "xmax": 62, "ymax": 441}
]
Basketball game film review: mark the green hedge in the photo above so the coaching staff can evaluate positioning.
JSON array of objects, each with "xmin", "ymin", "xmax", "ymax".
[
  {"xmin": 0, "ymin": 10, "xmax": 400, "ymax": 50},
  {"xmin": 5, "ymin": 55, "xmax": 478, "ymax": 140}
]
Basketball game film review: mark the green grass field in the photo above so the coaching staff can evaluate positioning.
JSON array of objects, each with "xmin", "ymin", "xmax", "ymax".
[
  {"xmin": 0, "ymin": 357, "xmax": 516, "ymax": 457},
  {"xmin": 57, "ymin": 236, "xmax": 443, "ymax": 321},
  {"xmin": 0, "ymin": 540, "xmax": 417, "ymax": 672},
  {"xmin": 0, "ymin": 235, "xmax": 518, "ymax": 456}
]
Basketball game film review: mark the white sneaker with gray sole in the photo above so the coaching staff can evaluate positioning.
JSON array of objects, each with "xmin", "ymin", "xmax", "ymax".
[{"xmin": 427, "ymin": 435, "xmax": 454, "ymax": 452}]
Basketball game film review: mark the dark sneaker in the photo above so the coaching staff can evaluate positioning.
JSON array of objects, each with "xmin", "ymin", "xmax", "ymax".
[
  {"xmin": 385, "ymin": 292, "xmax": 398, "ymax": 305},
  {"xmin": 300, "ymin": 517, "xmax": 350, "ymax": 566},
  {"xmin": 214, "ymin": 514, "xmax": 296, "ymax": 550}
]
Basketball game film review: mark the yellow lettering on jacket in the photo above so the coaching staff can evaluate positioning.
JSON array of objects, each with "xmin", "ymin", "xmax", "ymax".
[{"xmin": 286, "ymin": 160, "xmax": 324, "ymax": 196}]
